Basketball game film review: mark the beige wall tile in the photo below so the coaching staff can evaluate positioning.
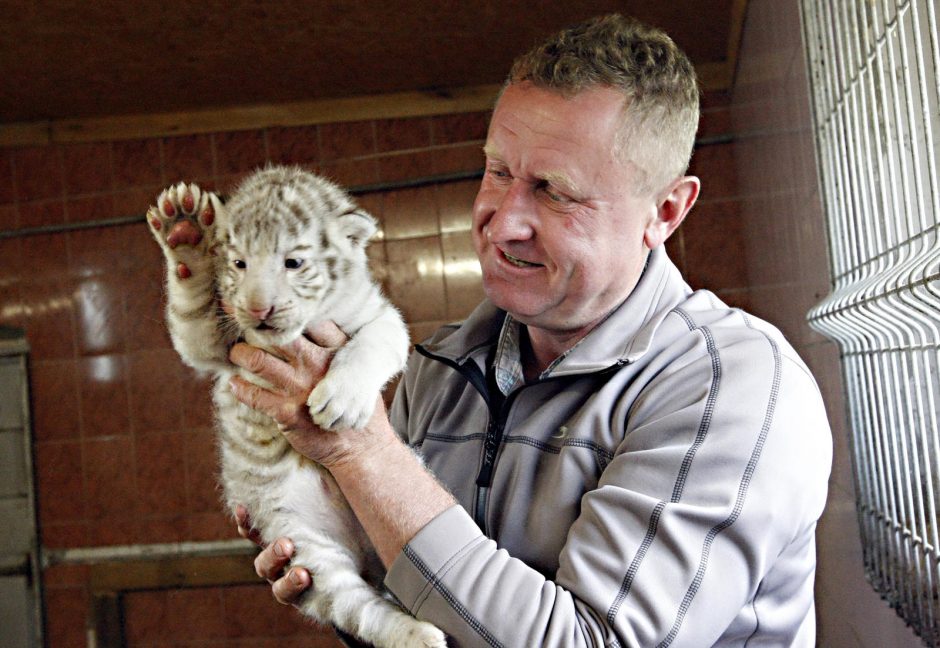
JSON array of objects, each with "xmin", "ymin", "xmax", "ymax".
[
  {"xmin": 441, "ymin": 230, "xmax": 484, "ymax": 321},
  {"xmin": 382, "ymin": 186, "xmax": 439, "ymax": 240},
  {"xmin": 385, "ymin": 236, "xmax": 446, "ymax": 323},
  {"xmin": 437, "ymin": 179, "xmax": 479, "ymax": 233}
]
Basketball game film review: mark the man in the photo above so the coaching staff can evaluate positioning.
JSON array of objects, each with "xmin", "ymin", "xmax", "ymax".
[{"xmin": 230, "ymin": 14, "xmax": 832, "ymax": 646}]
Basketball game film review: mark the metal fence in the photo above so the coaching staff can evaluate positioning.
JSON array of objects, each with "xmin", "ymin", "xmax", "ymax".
[{"xmin": 802, "ymin": 0, "xmax": 940, "ymax": 643}]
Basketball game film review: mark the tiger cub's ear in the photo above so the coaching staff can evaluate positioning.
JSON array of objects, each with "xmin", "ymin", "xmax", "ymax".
[{"xmin": 338, "ymin": 210, "xmax": 378, "ymax": 248}]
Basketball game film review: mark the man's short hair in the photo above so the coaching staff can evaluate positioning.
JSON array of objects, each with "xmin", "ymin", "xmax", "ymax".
[{"xmin": 509, "ymin": 14, "xmax": 700, "ymax": 194}]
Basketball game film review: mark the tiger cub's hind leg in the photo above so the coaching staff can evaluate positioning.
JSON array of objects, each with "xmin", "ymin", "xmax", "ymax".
[{"xmin": 293, "ymin": 541, "xmax": 447, "ymax": 648}]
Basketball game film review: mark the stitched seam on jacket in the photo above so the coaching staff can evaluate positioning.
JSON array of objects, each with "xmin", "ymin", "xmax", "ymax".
[
  {"xmin": 606, "ymin": 307, "xmax": 722, "ymax": 627},
  {"xmin": 742, "ymin": 578, "xmax": 766, "ymax": 647},
  {"xmin": 656, "ymin": 329, "xmax": 782, "ymax": 648},
  {"xmin": 421, "ymin": 432, "xmax": 615, "ymax": 468},
  {"xmin": 411, "ymin": 534, "xmax": 487, "ymax": 612},
  {"xmin": 419, "ymin": 432, "xmax": 487, "ymax": 446},
  {"xmin": 404, "ymin": 544, "xmax": 505, "ymax": 648}
]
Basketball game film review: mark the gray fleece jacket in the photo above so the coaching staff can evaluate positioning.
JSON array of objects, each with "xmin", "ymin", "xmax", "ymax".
[{"xmin": 386, "ymin": 247, "xmax": 832, "ymax": 647}]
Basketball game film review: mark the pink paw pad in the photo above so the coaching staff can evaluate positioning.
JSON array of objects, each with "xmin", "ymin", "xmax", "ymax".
[
  {"xmin": 166, "ymin": 220, "xmax": 203, "ymax": 249},
  {"xmin": 162, "ymin": 199, "xmax": 176, "ymax": 217},
  {"xmin": 200, "ymin": 204, "xmax": 215, "ymax": 226},
  {"xmin": 182, "ymin": 192, "xmax": 195, "ymax": 213},
  {"xmin": 177, "ymin": 263, "xmax": 192, "ymax": 279}
]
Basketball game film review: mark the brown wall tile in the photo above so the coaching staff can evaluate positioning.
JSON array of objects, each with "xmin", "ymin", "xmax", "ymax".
[
  {"xmin": 13, "ymin": 146, "xmax": 64, "ymax": 202},
  {"xmin": 35, "ymin": 440, "xmax": 85, "ymax": 525},
  {"xmin": 136, "ymin": 431, "xmax": 188, "ymax": 516},
  {"xmin": 112, "ymin": 139, "xmax": 163, "ymax": 190},
  {"xmin": 163, "ymin": 134, "xmax": 214, "ymax": 184},
  {"xmin": 124, "ymin": 590, "xmax": 169, "ymax": 645},
  {"xmin": 431, "ymin": 112, "xmax": 489, "ymax": 145},
  {"xmin": 214, "ymin": 130, "xmax": 268, "ymax": 176},
  {"xmin": 62, "ymin": 142, "xmax": 113, "ymax": 195},
  {"xmin": 320, "ymin": 120, "xmax": 376, "ymax": 162},
  {"xmin": 83, "ymin": 436, "xmax": 137, "ymax": 519},
  {"xmin": 432, "ymin": 143, "xmax": 484, "ymax": 175},
  {"xmin": 0, "ymin": 203, "xmax": 18, "ymax": 231},
  {"xmin": 78, "ymin": 354, "xmax": 130, "ymax": 440},
  {"xmin": 30, "ymin": 358, "xmax": 81, "ymax": 442},
  {"xmin": 68, "ymin": 225, "xmax": 132, "ymax": 277},
  {"xmin": 19, "ymin": 200, "xmax": 66, "ymax": 229},
  {"xmin": 40, "ymin": 521, "xmax": 90, "ymax": 549},
  {"xmin": 267, "ymin": 125, "xmax": 320, "ymax": 166},
  {"xmin": 690, "ymin": 143, "xmax": 738, "ymax": 202},
  {"xmin": 184, "ymin": 428, "xmax": 221, "ymax": 512},
  {"xmin": 0, "ymin": 150, "xmax": 15, "ymax": 204},
  {"xmin": 681, "ymin": 200, "xmax": 747, "ymax": 291},
  {"xmin": 127, "ymin": 349, "xmax": 184, "ymax": 432},
  {"xmin": 20, "ymin": 278, "xmax": 77, "ymax": 360},
  {"xmin": 43, "ymin": 586, "xmax": 88, "ymax": 648},
  {"xmin": 375, "ymin": 116, "xmax": 432, "ymax": 152},
  {"xmin": 377, "ymin": 150, "xmax": 435, "ymax": 183},
  {"xmin": 319, "ymin": 157, "xmax": 379, "ymax": 187}
]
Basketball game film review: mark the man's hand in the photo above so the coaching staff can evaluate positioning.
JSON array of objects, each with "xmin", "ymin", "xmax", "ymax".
[
  {"xmin": 228, "ymin": 321, "xmax": 396, "ymax": 468},
  {"xmin": 235, "ymin": 504, "xmax": 311, "ymax": 605}
]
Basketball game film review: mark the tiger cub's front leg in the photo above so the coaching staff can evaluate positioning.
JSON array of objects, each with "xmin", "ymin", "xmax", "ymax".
[{"xmin": 147, "ymin": 183, "xmax": 230, "ymax": 373}]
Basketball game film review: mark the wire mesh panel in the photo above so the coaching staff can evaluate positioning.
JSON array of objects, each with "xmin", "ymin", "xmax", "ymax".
[{"xmin": 802, "ymin": 0, "xmax": 940, "ymax": 643}]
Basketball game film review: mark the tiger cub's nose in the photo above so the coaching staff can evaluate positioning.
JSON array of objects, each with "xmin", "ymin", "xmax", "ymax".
[{"xmin": 248, "ymin": 306, "xmax": 274, "ymax": 321}]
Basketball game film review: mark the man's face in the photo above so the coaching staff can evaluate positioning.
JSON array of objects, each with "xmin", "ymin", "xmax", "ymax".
[{"xmin": 472, "ymin": 82, "xmax": 660, "ymax": 338}]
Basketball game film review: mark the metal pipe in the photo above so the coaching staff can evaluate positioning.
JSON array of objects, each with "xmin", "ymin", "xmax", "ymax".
[{"xmin": 41, "ymin": 538, "xmax": 256, "ymax": 568}]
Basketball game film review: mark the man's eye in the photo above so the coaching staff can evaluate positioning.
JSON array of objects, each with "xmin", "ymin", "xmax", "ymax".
[
  {"xmin": 539, "ymin": 182, "xmax": 571, "ymax": 204},
  {"xmin": 233, "ymin": 259, "xmax": 247, "ymax": 269},
  {"xmin": 284, "ymin": 258, "xmax": 303, "ymax": 270}
]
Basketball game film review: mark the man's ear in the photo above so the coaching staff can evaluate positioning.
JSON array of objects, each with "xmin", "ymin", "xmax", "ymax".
[{"xmin": 644, "ymin": 176, "xmax": 700, "ymax": 250}]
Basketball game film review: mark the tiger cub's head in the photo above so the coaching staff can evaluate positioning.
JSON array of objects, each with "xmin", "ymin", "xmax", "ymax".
[{"xmin": 215, "ymin": 165, "xmax": 377, "ymax": 346}]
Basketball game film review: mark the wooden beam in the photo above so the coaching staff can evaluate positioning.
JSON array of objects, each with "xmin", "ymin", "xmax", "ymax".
[
  {"xmin": 0, "ymin": 53, "xmax": 736, "ymax": 150},
  {"xmin": 1, "ymin": 84, "xmax": 502, "ymax": 149},
  {"xmin": 89, "ymin": 554, "xmax": 259, "ymax": 593}
]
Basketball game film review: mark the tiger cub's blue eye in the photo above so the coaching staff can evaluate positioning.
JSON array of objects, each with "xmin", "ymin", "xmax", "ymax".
[
  {"xmin": 233, "ymin": 260, "xmax": 247, "ymax": 269},
  {"xmin": 285, "ymin": 258, "xmax": 303, "ymax": 270}
]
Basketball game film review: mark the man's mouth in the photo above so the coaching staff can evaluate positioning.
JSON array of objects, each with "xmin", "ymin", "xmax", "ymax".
[{"xmin": 503, "ymin": 251, "xmax": 541, "ymax": 268}]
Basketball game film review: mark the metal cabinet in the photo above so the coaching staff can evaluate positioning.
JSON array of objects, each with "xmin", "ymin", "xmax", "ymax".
[{"xmin": 0, "ymin": 328, "xmax": 43, "ymax": 648}]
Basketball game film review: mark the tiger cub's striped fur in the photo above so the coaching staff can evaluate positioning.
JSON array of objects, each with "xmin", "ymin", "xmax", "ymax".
[{"xmin": 146, "ymin": 165, "xmax": 445, "ymax": 648}]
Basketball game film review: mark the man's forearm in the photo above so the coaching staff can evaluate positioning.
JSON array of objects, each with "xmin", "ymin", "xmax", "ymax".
[{"xmin": 328, "ymin": 417, "xmax": 457, "ymax": 567}]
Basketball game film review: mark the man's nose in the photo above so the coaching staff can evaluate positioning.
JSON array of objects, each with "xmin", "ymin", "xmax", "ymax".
[{"xmin": 485, "ymin": 181, "xmax": 536, "ymax": 243}]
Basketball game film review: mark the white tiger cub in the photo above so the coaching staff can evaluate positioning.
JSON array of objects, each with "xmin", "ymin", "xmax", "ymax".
[{"xmin": 146, "ymin": 165, "xmax": 446, "ymax": 648}]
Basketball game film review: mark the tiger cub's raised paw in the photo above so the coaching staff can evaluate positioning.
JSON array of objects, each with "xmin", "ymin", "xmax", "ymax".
[{"xmin": 147, "ymin": 183, "xmax": 220, "ymax": 277}]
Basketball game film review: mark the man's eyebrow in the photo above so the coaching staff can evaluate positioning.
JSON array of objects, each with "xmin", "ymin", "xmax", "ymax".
[
  {"xmin": 482, "ymin": 144, "xmax": 502, "ymax": 160},
  {"xmin": 540, "ymin": 170, "xmax": 581, "ymax": 196}
]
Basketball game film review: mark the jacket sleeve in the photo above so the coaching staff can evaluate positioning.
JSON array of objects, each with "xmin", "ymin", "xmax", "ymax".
[{"xmin": 385, "ymin": 333, "xmax": 832, "ymax": 647}]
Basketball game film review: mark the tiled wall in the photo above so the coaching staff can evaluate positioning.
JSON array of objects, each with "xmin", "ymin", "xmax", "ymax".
[
  {"xmin": 1, "ymin": 90, "xmax": 741, "ymax": 646},
  {"xmin": 731, "ymin": 2, "xmax": 922, "ymax": 646}
]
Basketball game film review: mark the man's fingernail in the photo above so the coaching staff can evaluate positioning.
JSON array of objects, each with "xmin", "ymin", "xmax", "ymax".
[
  {"xmin": 275, "ymin": 541, "xmax": 293, "ymax": 558},
  {"xmin": 289, "ymin": 569, "xmax": 303, "ymax": 585}
]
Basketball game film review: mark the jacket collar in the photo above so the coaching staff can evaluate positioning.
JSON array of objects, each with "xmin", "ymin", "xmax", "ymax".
[{"xmin": 418, "ymin": 247, "xmax": 691, "ymax": 376}]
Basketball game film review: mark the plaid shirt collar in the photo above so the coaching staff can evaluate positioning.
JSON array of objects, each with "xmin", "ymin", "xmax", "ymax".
[{"xmin": 492, "ymin": 314, "xmax": 575, "ymax": 395}]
